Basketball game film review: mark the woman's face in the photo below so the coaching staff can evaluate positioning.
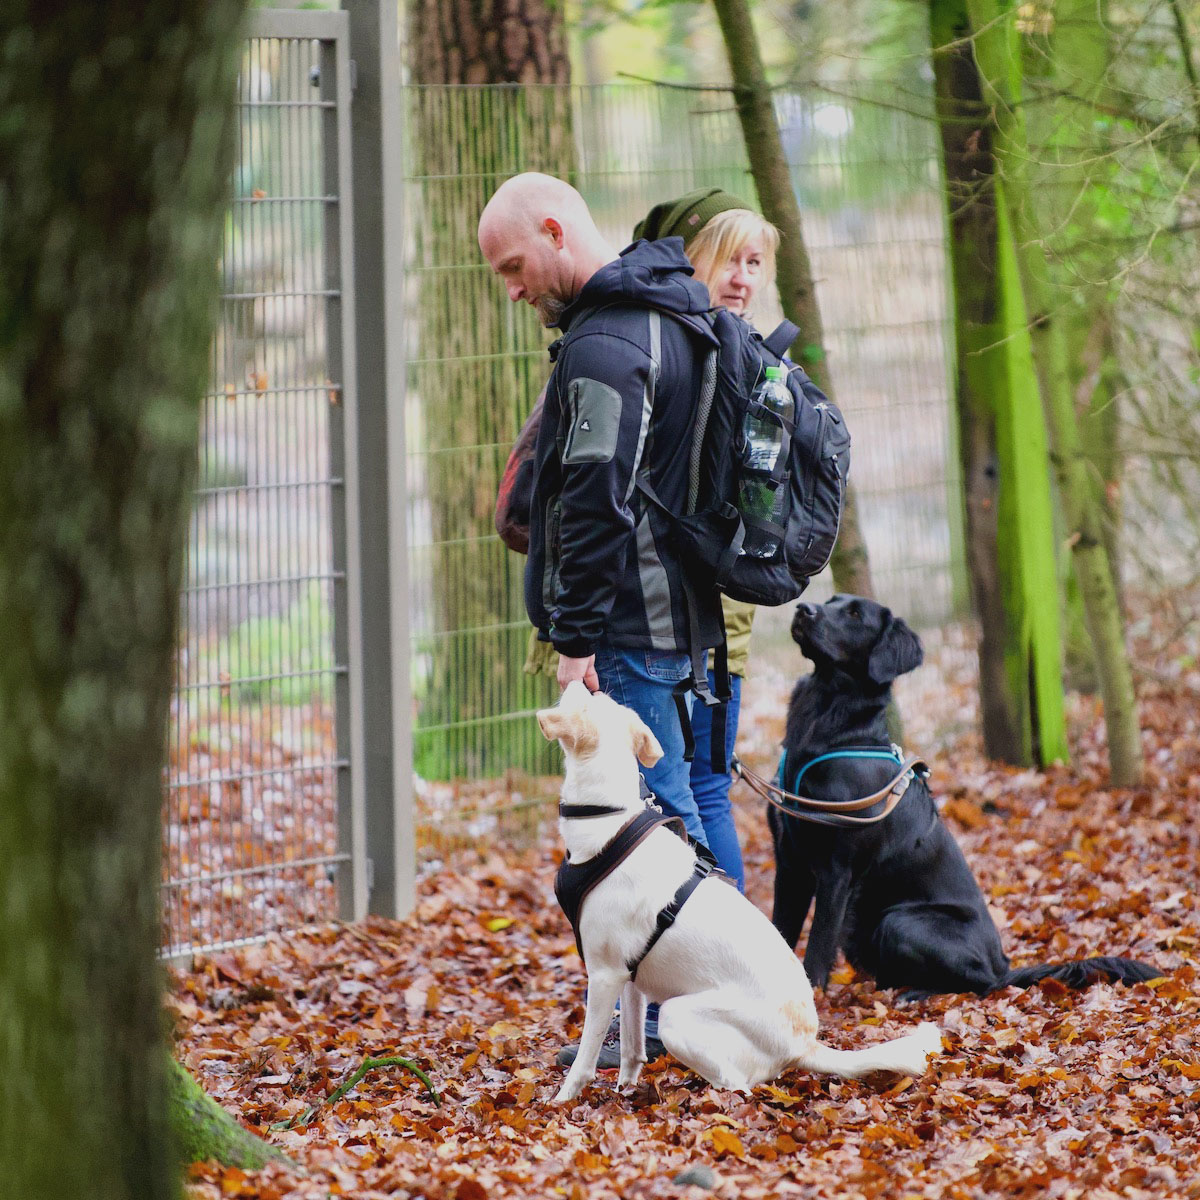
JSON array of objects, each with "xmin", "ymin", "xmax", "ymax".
[{"xmin": 707, "ymin": 237, "xmax": 766, "ymax": 314}]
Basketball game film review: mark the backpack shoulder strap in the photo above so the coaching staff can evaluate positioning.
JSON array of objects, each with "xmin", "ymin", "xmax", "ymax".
[{"xmin": 762, "ymin": 319, "xmax": 801, "ymax": 360}]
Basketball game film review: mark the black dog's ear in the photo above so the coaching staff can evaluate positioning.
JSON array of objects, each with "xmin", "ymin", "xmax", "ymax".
[{"xmin": 867, "ymin": 614, "xmax": 923, "ymax": 685}]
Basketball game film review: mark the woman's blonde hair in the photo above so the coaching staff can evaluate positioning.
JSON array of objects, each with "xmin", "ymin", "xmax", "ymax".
[{"xmin": 686, "ymin": 208, "xmax": 780, "ymax": 299}]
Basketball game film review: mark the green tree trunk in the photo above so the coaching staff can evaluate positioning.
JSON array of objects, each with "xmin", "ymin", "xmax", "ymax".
[
  {"xmin": 170, "ymin": 1061, "xmax": 291, "ymax": 1170},
  {"xmin": 965, "ymin": 0, "xmax": 1145, "ymax": 786},
  {"xmin": 930, "ymin": 0, "xmax": 1068, "ymax": 765},
  {"xmin": 709, "ymin": 0, "xmax": 877, "ymax": 600},
  {"xmin": 0, "ymin": 3, "xmax": 249, "ymax": 1197},
  {"xmin": 406, "ymin": 0, "xmax": 573, "ymax": 779},
  {"xmin": 1026, "ymin": 0, "xmax": 1127, "ymax": 690}
]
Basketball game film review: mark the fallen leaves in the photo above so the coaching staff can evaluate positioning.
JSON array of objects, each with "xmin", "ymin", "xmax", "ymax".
[{"xmin": 175, "ymin": 597, "xmax": 1200, "ymax": 1199}]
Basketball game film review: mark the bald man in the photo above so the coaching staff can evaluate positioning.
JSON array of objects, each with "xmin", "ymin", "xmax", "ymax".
[{"xmin": 479, "ymin": 173, "xmax": 723, "ymax": 845}]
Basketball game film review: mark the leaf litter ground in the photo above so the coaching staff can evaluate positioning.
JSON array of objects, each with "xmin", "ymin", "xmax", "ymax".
[{"xmin": 175, "ymin": 601, "xmax": 1200, "ymax": 1200}]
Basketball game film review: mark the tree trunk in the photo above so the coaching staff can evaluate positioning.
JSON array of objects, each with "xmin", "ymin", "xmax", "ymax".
[
  {"xmin": 930, "ymin": 0, "xmax": 1068, "ymax": 765},
  {"xmin": 965, "ymin": 0, "xmax": 1144, "ymax": 786},
  {"xmin": 0, "ymin": 3, "xmax": 249, "ymax": 1197},
  {"xmin": 1028, "ymin": 0, "xmax": 1126, "ymax": 689},
  {"xmin": 406, "ymin": 0, "xmax": 573, "ymax": 779},
  {"xmin": 709, "ymin": 0, "xmax": 876, "ymax": 601},
  {"xmin": 170, "ymin": 1061, "xmax": 291, "ymax": 1170}
]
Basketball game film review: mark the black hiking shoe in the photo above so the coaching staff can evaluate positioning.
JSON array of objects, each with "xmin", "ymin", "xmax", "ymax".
[{"xmin": 555, "ymin": 1015, "xmax": 666, "ymax": 1069}]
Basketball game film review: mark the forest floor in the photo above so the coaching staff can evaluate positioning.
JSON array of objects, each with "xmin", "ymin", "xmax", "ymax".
[{"xmin": 174, "ymin": 596, "xmax": 1200, "ymax": 1200}]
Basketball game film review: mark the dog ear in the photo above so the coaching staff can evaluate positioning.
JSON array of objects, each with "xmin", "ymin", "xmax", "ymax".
[
  {"xmin": 628, "ymin": 713, "xmax": 664, "ymax": 767},
  {"xmin": 536, "ymin": 706, "xmax": 600, "ymax": 757},
  {"xmin": 867, "ymin": 614, "xmax": 924, "ymax": 685}
]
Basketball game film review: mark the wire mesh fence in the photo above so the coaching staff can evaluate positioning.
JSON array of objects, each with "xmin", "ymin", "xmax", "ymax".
[
  {"xmin": 403, "ymin": 82, "xmax": 965, "ymax": 850},
  {"xmin": 162, "ymin": 21, "xmax": 355, "ymax": 957},
  {"xmin": 161, "ymin": 20, "xmax": 1198, "ymax": 938}
]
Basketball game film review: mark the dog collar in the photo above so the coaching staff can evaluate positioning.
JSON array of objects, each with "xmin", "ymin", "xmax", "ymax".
[
  {"xmin": 732, "ymin": 748, "xmax": 929, "ymax": 829},
  {"xmin": 781, "ymin": 744, "xmax": 905, "ymax": 794},
  {"xmin": 558, "ymin": 801, "xmax": 626, "ymax": 819},
  {"xmin": 558, "ymin": 776, "xmax": 660, "ymax": 820}
]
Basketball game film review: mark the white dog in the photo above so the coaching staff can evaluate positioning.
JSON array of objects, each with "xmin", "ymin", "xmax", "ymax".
[{"xmin": 539, "ymin": 682, "xmax": 941, "ymax": 1102}]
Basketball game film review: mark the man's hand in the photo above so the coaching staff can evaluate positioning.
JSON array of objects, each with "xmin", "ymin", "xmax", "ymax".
[{"xmin": 557, "ymin": 653, "xmax": 599, "ymax": 692}]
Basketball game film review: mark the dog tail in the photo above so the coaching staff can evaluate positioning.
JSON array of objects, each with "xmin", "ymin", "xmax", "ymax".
[
  {"xmin": 1002, "ymin": 956, "xmax": 1161, "ymax": 991},
  {"xmin": 794, "ymin": 1022, "xmax": 941, "ymax": 1081}
]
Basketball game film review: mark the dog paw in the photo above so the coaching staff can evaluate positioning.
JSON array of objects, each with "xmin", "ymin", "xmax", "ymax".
[
  {"xmin": 554, "ymin": 1081, "xmax": 582, "ymax": 1103},
  {"xmin": 617, "ymin": 1064, "xmax": 643, "ymax": 1088}
]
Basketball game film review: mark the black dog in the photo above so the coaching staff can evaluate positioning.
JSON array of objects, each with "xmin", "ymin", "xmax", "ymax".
[{"xmin": 768, "ymin": 594, "xmax": 1160, "ymax": 996}]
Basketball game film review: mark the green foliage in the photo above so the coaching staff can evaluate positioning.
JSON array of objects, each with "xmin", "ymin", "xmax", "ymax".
[{"xmin": 205, "ymin": 581, "xmax": 333, "ymax": 707}]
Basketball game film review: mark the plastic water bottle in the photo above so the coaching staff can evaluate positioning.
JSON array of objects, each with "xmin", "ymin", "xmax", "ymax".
[{"xmin": 738, "ymin": 366, "xmax": 792, "ymax": 558}]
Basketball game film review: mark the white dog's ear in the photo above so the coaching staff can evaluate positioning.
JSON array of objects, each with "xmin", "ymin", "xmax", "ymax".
[
  {"xmin": 629, "ymin": 714, "xmax": 663, "ymax": 767},
  {"xmin": 537, "ymin": 706, "xmax": 600, "ymax": 758}
]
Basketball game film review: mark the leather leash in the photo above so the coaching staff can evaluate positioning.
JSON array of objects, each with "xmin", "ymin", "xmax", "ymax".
[{"xmin": 732, "ymin": 753, "xmax": 929, "ymax": 828}]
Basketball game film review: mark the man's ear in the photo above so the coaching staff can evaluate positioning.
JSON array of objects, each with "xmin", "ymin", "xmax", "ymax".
[
  {"xmin": 867, "ymin": 614, "xmax": 924, "ymax": 685},
  {"xmin": 542, "ymin": 216, "xmax": 565, "ymax": 248},
  {"xmin": 536, "ymin": 706, "xmax": 599, "ymax": 757},
  {"xmin": 628, "ymin": 713, "xmax": 664, "ymax": 768}
]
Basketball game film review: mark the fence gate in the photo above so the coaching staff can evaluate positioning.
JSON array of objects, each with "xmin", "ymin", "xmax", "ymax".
[{"xmin": 162, "ymin": 9, "xmax": 367, "ymax": 958}]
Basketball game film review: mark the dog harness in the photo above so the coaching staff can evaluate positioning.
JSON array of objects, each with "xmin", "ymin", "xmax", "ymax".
[
  {"xmin": 731, "ymin": 745, "xmax": 929, "ymax": 829},
  {"xmin": 555, "ymin": 793, "xmax": 719, "ymax": 979}
]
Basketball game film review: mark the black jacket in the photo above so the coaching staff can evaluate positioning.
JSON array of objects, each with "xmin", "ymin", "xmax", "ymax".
[{"xmin": 525, "ymin": 238, "xmax": 721, "ymax": 658}]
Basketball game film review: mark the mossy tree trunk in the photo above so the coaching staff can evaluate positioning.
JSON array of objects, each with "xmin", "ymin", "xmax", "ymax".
[
  {"xmin": 170, "ymin": 1061, "xmax": 291, "ymax": 1171},
  {"xmin": 1025, "ymin": 0, "xmax": 1127, "ymax": 690},
  {"xmin": 930, "ymin": 0, "xmax": 1068, "ymax": 765},
  {"xmin": 0, "ymin": 3, "xmax": 250, "ymax": 1197},
  {"xmin": 710, "ymin": 0, "xmax": 877, "ymax": 600},
  {"xmin": 406, "ymin": 0, "xmax": 574, "ymax": 779},
  {"xmin": 965, "ymin": 0, "xmax": 1144, "ymax": 787}
]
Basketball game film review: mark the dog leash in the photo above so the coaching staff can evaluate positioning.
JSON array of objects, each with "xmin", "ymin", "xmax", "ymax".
[{"xmin": 731, "ymin": 752, "xmax": 929, "ymax": 828}]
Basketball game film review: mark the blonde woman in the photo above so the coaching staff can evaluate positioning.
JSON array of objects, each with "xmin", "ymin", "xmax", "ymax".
[{"xmin": 634, "ymin": 188, "xmax": 781, "ymax": 894}]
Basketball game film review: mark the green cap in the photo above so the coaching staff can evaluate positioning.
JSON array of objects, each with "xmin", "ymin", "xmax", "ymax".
[
  {"xmin": 632, "ymin": 186, "xmax": 753, "ymax": 246},
  {"xmin": 765, "ymin": 366, "xmax": 785, "ymax": 381}
]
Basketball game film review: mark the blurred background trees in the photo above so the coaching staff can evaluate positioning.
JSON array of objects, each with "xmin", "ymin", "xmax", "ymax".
[{"xmin": 395, "ymin": 0, "xmax": 1198, "ymax": 787}]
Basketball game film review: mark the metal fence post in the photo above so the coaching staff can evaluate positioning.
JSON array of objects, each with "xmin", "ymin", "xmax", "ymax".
[{"xmin": 341, "ymin": 0, "xmax": 415, "ymax": 918}]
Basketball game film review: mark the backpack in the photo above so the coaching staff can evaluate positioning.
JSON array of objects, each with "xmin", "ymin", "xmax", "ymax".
[
  {"xmin": 636, "ymin": 309, "xmax": 851, "ymax": 608},
  {"xmin": 494, "ymin": 385, "xmax": 545, "ymax": 554},
  {"xmin": 494, "ymin": 313, "xmax": 850, "ymax": 601}
]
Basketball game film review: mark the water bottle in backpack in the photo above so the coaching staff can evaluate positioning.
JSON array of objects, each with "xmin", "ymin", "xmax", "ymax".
[{"xmin": 738, "ymin": 365, "xmax": 793, "ymax": 558}]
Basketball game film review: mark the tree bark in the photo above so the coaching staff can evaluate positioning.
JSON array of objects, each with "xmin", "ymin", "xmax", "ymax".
[
  {"xmin": 1030, "ymin": 0, "xmax": 1126, "ymax": 689},
  {"xmin": 0, "ymin": 3, "xmax": 249, "ymax": 1197},
  {"xmin": 709, "ymin": 0, "xmax": 876, "ymax": 600},
  {"xmin": 407, "ymin": 0, "xmax": 573, "ymax": 778},
  {"xmin": 930, "ymin": 0, "xmax": 1068, "ymax": 765},
  {"xmin": 965, "ymin": 0, "xmax": 1144, "ymax": 786},
  {"xmin": 170, "ymin": 1061, "xmax": 291, "ymax": 1170}
]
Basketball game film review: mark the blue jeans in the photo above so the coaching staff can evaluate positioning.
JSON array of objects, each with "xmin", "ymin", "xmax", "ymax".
[
  {"xmin": 689, "ymin": 671, "xmax": 746, "ymax": 892},
  {"xmin": 592, "ymin": 645, "xmax": 707, "ymax": 847}
]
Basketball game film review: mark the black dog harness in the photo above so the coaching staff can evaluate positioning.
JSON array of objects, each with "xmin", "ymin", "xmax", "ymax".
[{"xmin": 555, "ymin": 790, "xmax": 719, "ymax": 979}]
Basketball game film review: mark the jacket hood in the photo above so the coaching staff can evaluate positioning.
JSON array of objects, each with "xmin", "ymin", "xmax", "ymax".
[{"xmin": 557, "ymin": 237, "xmax": 712, "ymax": 331}]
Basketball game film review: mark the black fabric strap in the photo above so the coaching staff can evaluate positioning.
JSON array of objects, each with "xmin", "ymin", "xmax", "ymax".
[
  {"xmin": 763, "ymin": 319, "xmax": 801, "ymax": 360},
  {"xmin": 715, "ymin": 512, "xmax": 745, "ymax": 588},
  {"xmin": 627, "ymin": 857, "xmax": 715, "ymax": 981},
  {"xmin": 741, "ymin": 512, "xmax": 786, "ymax": 540},
  {"xmin": 673, "ymin": 680, "xmax": 697, "ymax": 763},
  {"xmin": 709, "ymin": 636, "xmax": 731, "ymax": 775}
]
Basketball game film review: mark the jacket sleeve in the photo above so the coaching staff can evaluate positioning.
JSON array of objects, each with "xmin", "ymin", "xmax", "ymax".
[{"xmin": 548, "ymin": 330, "xmax": 654, "ymax": 657}]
